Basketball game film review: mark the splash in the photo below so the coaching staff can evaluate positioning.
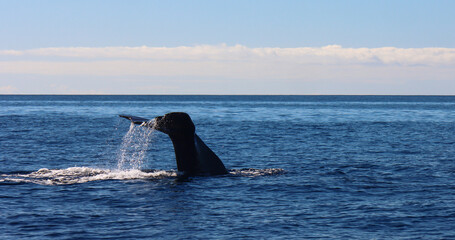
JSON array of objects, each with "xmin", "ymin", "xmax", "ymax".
[
  {"xmin": 0, "ymin": 168, "xmax": 284, "ymax": 185},
  {"xmin": 0, "ymin": 167, "xmax": 177, "ymax": 185},
  {"xmin": 116, "ymin": 122, "xmax": 155, "ymax": 170}
]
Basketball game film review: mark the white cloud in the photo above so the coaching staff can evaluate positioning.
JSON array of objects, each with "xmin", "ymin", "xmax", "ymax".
[
  {"xmin": 1, "ymin": 45, "xmax": 455, "ymax": 94},
  {"xmin": 0, "ymin": 85, "xmax": 18, "ymax": 94},
  {"xmin": 1, "ymin": 44, "xmax": 455, "ymax": 66}
]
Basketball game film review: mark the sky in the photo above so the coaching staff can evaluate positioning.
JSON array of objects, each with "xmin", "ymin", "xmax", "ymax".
[{"xmin": 1, "ymin": 0, "xmax": 455, "ymax": 94}]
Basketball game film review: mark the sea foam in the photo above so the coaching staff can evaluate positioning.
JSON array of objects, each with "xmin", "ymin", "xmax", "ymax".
[{"xmin": 0, "ymin": 167, "xmax": 284, "ymax": 185}]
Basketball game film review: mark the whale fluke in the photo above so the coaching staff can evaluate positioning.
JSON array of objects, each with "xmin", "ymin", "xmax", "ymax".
[
  {"xmin": 119, "ymin": 115, "xmax": 150, "ymax": 125},
  {"xmin": 120, "ymin": 112, "xmax": 227, "ymax": 176}
]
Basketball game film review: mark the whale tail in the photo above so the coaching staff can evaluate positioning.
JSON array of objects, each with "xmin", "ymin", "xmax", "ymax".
[
  {"xmin": 120, "ymin": 112, "xmax": 228, "ymax": 176},
  {"xmin": 119, "ymin": 115, "xmax": 151, "ymax": 125}
]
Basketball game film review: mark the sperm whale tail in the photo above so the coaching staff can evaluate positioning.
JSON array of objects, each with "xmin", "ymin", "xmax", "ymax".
[
  {"xmin": 119, "ymin": 115, "xmax": 151, "ymax": 125},
  {"xmin": 120, "ymin": 113, "xmax": 228, "ymax": 176}
]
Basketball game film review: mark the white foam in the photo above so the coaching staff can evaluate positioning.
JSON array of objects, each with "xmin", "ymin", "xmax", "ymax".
[
  {"xmin": 229, "ymin": 168, "xmax": 285, "ymax": 177},
  {"xmin": 0, "ymin": 167, "xmax": 284, "ymax": 185},
  {"xmin": 1, "ymin": 167, "xmax": 177, "ymax": 185}
]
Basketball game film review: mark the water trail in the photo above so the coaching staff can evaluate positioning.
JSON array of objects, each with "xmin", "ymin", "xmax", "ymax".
[
  {"xmin": 0, "ymin": 168, "xmax": 284, "ymax": 185},
  {"xmin": 229, "ymin": 168, "xmax": 285, "ymax": 177},
  {"xmin": 0, "ymin": 167, "xmax": 177, "ymax": 185},
  {"xmin": 116, "ymin": 122, "xmax": 155, "ymax": 170}
]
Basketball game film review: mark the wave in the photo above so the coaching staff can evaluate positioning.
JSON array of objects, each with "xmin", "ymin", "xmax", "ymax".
[{"xmin": 0, "ymin": 167, "xmax": 284, "ymax": 185}]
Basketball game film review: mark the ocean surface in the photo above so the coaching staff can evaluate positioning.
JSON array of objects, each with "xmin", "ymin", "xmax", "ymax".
[{"xmin": 1, "ymin": 95, "xmax": 455, "ymax": 239}]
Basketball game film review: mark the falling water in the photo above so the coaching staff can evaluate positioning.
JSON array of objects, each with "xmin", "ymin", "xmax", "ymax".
[{"xmin": 117, "ymin": 122, "xmax": 155, "ymax": 170}]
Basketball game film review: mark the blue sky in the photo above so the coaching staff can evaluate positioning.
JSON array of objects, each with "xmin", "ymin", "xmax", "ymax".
[{"xmin": 1, "ymin": 0, "xmax": 455, "ymax": 94}]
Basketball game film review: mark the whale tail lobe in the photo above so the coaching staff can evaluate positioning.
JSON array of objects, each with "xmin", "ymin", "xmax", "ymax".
[
  {"xmin": 119, "ymin": 115, "xmax": 151, "ymax": 125},
  {"xmin": 194, "ymin": 134, "xmax": 227, "ymax": 175}
]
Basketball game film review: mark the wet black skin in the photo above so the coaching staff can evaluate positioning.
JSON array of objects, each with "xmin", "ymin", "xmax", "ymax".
[{"xmin": 153, "ymin": 112, "xmax": 227, "ymax": 176}]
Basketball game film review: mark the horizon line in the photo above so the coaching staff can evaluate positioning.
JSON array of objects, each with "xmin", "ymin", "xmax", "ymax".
[{"xmin": 1, "ymin": 94, "xmax": 455, "ymax": 97}]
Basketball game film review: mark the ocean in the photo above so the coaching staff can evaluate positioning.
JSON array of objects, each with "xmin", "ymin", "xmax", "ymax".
[{"xmin": 1, "ymin": 95, "xmax": 455, "ymax": 239}]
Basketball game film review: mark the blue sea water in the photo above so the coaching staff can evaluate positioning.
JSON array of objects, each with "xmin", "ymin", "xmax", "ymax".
[{"xmin": 1, "ymin": 95, "xmax": 455, "ymax": 239}]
